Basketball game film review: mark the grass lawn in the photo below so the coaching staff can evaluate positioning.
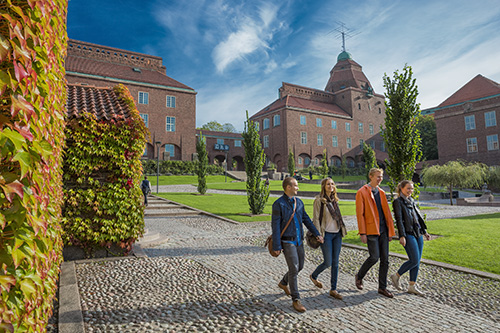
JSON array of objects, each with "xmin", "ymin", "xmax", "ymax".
[
  {"xmin": 342, "ymin": 213, "xmax": 500, "ymax": 274},
  {"xmin": 157, "ymin": 192, "xmax": 357, "ymax": 222},
  {"xmin": 207, "ymin": 180, "xmax": 358, "ymax": 193},
  {"xmin": 149, "ymin": 175, "xmax": 228, "ymax": 186}
]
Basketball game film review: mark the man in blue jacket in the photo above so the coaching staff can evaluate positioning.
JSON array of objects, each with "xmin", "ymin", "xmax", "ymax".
[{"xmin": 271, "ymin": 177, "xmax": 323, "ymax": 312}]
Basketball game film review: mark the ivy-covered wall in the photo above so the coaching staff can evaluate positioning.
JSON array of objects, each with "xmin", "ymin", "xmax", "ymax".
[
  {"xmin": 61, "ymin": 84, "xmax": 149, "ymax": 256},
  {"xmin": 0, "ymin": 0, "xmax": 68, "ymax": 331}
]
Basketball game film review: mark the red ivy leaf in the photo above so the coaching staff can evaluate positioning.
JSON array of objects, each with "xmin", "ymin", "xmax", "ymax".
[
  {"xmin": 1, "ymin": 180, "xmax": 24, "ymax": 203},
  {"xmin": 0, "ymin": 275, "xmax": 16, "ymax": 293},
  {"xmin": 11, "ymin": 94, "xmax": 35, "ymax": 121}
]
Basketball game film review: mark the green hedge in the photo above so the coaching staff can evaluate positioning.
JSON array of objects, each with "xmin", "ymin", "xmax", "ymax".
[
  {"xmin": 0, "ymin": 0, "xmax": 68, "ymax": 331},
  {"xmin": 61, "ymin": 84, "xmax": 149, "ymax": 256},
  {"xmin": 142, "ymin": 159, "xmax": 224, "ymax": 176}
]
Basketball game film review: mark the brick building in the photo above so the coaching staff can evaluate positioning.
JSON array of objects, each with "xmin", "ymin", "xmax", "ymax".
[
  {"xmin": 65, "ymin": 39, "xmax": 197, "ymax": 161},
  {"xmin": 423, "ymin": 74, "xmax": 500, "ymax": 166},
  {"xmin": 197, "ymin": 130, "xmax": 245, "ymax": 171},
  {"xmin": 250, "ymin": 51, "xmax": 387, "ymax": 172}
]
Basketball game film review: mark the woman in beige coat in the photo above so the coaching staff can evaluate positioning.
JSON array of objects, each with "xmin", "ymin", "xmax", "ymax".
[{"xmin": 309, "ymin": 178, "xmax": 347, "ymax": 299}]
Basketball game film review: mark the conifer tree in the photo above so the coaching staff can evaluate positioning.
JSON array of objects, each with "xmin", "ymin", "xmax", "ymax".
[
  {"xmin": 196, "ymin": 132, "xmax": 208, "ymax": 194},
  {"xmin": 362, "ymin": 142, "xmax": 378, "ymax": 182},
  {"xmin": 288, "ymin": 149, "xmax": 295, "ymax": 177}
]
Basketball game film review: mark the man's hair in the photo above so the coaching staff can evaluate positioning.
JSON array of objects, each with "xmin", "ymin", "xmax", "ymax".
[
  {"xmin": 368, "ymin": 168, "xmax": 384, "ymax": 178},
  {"xmin": 282, "ymin": 177, "xmax": 295, "ymax": 190},
  {"xmin": 144, "ymin": 176, "xmax": 148, "ymax": 179}
]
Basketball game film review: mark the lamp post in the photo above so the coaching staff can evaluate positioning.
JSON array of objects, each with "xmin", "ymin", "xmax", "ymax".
[{"xmin": 155, "ymin": 141, "xmax": 161, "ymax": 193}]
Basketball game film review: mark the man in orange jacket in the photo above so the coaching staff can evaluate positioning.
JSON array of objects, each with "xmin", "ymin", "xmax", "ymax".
[{"xmin": 354, "ymin": 168, "xmax": 396, "ymax": 298}]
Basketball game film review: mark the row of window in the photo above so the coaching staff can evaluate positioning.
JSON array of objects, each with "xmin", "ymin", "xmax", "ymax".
[
  {"xmin": 216, "ymin": 138, "xmax": 242, "ymax": 147},
  {"xmin": 296, "ymin": 156, "xmax": 357, "ymax": 168},
  {"xmin": 140, "ymin": 114, "xmax": 176, "ymax": 132},
  {"xmin": 464, "ymin": 111, "xmax": 497, "ymax": 130},
  {"xmin": 466, "ymin": 134, "xmax": 499, "ymax": 153},
  {"xmin": 138, "ymin": 91, "xmax": 177, "ymax": 108},
  {"xmin": 143, "ymin": 144, "xmax": 176, "ymax": 158}
]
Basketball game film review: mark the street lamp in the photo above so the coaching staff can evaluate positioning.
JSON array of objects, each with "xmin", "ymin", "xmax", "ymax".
[{"xmin": 155, "ymin": 141, "xmax": 161, "ymax": 193}]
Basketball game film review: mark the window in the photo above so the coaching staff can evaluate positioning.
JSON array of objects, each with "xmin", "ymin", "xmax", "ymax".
[
  {"xmin": 465, "ymin": 115, "xmax": 475, "ymax": 130},
  {"xmin": 316, "ymin": 118, "xmax": 322, "ymax": 127},
  {"xmin": 487, "ymin": 134, "xmax": 499, "ymax": 150},
  {"xmin": 381, "ymin": 141, "xmax": 386, "ymax": 152},
  {"xmin": 358, "ymin": 122, "xmax": 364, "ymax": 133},
  {"xmin": 301, "ymin": 132, "xmax": 307, "ymax": 144},
  {"xmin": 348, "ymin": 159, "xmax": 355, "ymax": 168},
  {"xmin": 300, "ymin": 115, "xmax": 306, "ymax": 125},
  {"xmin": 165, "ymin": 144, "xmax": 175, "ymax": 158},
  {"xmin": 345, "ymin": 123, "xmax": 351, "ymax": 132},
  {"xmin": 255, "ymin": 122, "xmax": 260, "ymax": 131},
  {"xmin": 234, "ymin": 140, "xmax": 241, "ymax": 147},
  {"xmin": 217, "ymin": 138, "xmax": 224, "ymax": 145},
  {"xmin": 369, "ymin": 124, "xmax": 374, "ymax": 135},
  {"xmin": 485, "ymin": 111, "xmax": 497, "ymax": 127},
  {"xmin": 331, "ymin": 120, "xmax": 337, "ymax": 129},
  {"xmin": 140, "ymin": 114, "xmax": 148, "ymax": 127},
  {"xmin": 466, "ymin": 137, "xmax": 478, "ymax": 153},
  {"xmin": 138, "ymin": 91, "xmax": 149, "ymax": 104},
  {"xmin": 166, "ymin": 95, "xmax": 176, "ymax": 108},
  {"xmin": 273, "ymin": 114, "xmax": 280, "ymax": 127},
  {"xmin": 346, "ymin": 137, "xmax": 352, "ymax": 149},
  {"xmin": 317, "ymin": 134, "xmax": 323, "ymax": 146},
  {"xmin": 314, "ymin": 158, "xmax": 319, "ymax": 165},
  {"xmin": 332, "ymin": 136, "xmax": 338, "ymax": 147},
  {"xmin": 263, "ymin": 118, "xmax": 270, "ymax": 130},
  {"xmin": 370, "ymin": 140, "xmax": 375, "ymax": 149},
  {"xmin": 358, "ymin": 103, "xmax": 361, "ymax": 110},
  {"xmin": 166, "ymin": 116, "xmax": 176, "ymax": 132},
  {"xmin": 378, "ymin": 107, "xmax": 382, "ymax": 114},
  {"xmin": 360, "ymin": 139, "xmax": 364, "ymax": 148},
  {"xmin": 298, "ymin": 157, "xmax": 303, "ymax": 165},
  {"xmin": 263, "ymin": 135, "xmax": 269, "ymax": 148},
  {"xmin": 304, "ymin": 157, "xmax": 310, "ymax": 165},
  {"xmin": 142, "ymin": 145, "xmax": 147, "ymax": 157}
]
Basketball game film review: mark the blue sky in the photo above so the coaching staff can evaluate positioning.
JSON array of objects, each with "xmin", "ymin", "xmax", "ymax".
[{"xmin": 67, "ymin": 0, "xmax": 500, "ymax": 132}]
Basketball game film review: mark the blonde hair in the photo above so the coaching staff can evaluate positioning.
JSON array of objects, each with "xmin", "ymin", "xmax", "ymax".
[
  {"xmin": 396, "ymin": 180, "xmax": 414, "ymax": 197},
  {"xmin": 320, "ymin": 177, "xmax": 339, "ymax": 202},
  {"xmin": 368, "ymin": 168, "xmax": 384, "ymax": 178}
]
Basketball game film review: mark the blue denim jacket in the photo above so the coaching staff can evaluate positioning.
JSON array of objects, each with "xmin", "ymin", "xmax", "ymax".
[{"xmin": 271, "ymin": 194, "xmax": 319, "ymax": 251}]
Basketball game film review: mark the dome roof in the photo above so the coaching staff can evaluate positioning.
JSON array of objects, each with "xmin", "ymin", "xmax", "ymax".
[{"xmin": 337, "ymin": 51, "xmax": 352, "ymax": 62}]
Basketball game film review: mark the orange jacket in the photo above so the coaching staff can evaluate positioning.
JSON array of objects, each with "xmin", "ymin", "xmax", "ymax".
[{"xmin": 356, "ymin": 185, "xmax": 395, "ymax": 237}]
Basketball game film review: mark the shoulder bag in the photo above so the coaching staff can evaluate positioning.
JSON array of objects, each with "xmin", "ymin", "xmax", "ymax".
[{"xmin": 264, "ymin": 198, "xmax": 296, "ymax": 257}]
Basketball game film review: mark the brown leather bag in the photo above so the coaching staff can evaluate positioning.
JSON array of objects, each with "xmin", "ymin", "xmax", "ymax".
[{"xmin": 264, "ymin": 198, "xmax": 296, "ymax": 257}]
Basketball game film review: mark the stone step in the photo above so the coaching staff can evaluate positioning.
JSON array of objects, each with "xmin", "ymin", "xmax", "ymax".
[
  {"xmin": 146, "ymin": 203, "xmax": 182, "ymax": 209},
  {"xmin": 145, "ymin": 210, "xmax": 200, "ymax": 217}
]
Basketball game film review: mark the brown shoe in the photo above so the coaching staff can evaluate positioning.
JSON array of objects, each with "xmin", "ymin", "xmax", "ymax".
[
  {"xmin": 310, "ymin": 275, "xmax": 323, "ymax": 289},
  {"xmin": 329, "ymin": 290, "xmax": 343, "ymax": 300},
  {"xmin": 378, "ymin": 288, "xmax": 394, "ymax": 298},
  {"xmin": 355, "ymin": 274, "xmax": 363, "ymax": 290},
  {"xmin": 292, "ymin": 300, "xmax": 306, "ymax": 313},
  {"xmin": 278, "ymin": 282, "xmax": 291, "ymax": 296}
]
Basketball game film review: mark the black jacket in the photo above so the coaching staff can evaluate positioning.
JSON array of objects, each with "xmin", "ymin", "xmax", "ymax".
[{"xmin": 393, "ymin": 196, "xmax": 427, "ymax": 238}]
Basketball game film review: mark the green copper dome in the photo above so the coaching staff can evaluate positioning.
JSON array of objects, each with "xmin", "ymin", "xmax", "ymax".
[{"xmin": 337, "ymin": 51, "xmax": 352, "ymax": 62}]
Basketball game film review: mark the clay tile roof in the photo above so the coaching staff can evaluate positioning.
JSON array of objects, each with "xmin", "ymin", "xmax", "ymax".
[
  {"xmin": 66, "ymin": 83, "xmax": 131, "ymax": 121},
  {"xmin": 438, "ymin": 74, "xmax": 500, "ymax": 107},
  {"xmin": 65, "ymin": 55, "xmax": 194, "ymax": 91}
]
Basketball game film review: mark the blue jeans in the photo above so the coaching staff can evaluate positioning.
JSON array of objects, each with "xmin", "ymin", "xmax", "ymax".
[
  {"xmin": 311, "ymin": 231, "xmax": 342, "ymax": 290},
  {"xmin": 280, "ymin": 242, "xmax": 305, "ymax": 301},
  {"xmin": 397, "ymin": 234, "xmax": 424, "ymax": 282},
  {"xmin": 357, "ymin": 232, "xmax": 389, "ymax": 289}
]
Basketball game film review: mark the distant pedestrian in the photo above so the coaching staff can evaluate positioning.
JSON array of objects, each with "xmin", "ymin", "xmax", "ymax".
[
  {"xmin": 140, "ymin": 176, "xmax": 152, "ymax": 206},
  {"xmin": 354, "ymin": 168, "xmax": 396, "ymax": 298},
  {"xmin": 310, "ymin": 178, "xmax": 347, "ymax": 300},
  {"xmin": 309, "ymin": 169, "xmax": 313, "ymax": 180},
  {"xmin": 265, "ymin": 176, "xmax": 270, "ymax": 187},
  {"xmin": 271, "ymin": 177, "xmax": 323, "ymax": 313},
  {"xmin": 390, "ymin": 180, "xmax": 431, "ymax": 296}
]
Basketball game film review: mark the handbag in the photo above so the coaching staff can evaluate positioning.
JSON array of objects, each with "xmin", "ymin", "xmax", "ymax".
[
  {"xmin": 306, "ymin": 230, "xmax": 321, "ymax": 249},
  {"xmin": 264, "ymin": 198, "xmax": 296, "ymax": 257}
]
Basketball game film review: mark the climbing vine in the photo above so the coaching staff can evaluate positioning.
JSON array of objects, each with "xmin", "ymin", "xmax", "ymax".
[{"xmin": 0, "ymin": 0, "xmax": 68, "ymax": 331}]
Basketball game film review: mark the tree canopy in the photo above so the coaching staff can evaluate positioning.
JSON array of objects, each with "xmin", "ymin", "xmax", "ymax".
[
  {"xmin": 362, "ymin": 142, "xmax": 378, "ymax": 182},
  {"xmin": 200, "ymin": 120, "xmax": 237, "ymax": 133},
  {"xmin": 416, "ymin": 115, "xmax": 438, "ymax": 161}
]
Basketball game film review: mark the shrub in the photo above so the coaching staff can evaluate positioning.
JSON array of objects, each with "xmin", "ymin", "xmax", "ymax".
[{"xmin": 0, "ymin": 1, "xmax": 68, "ymax": 331}]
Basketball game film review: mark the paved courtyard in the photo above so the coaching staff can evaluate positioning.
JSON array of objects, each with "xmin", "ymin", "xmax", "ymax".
[{"xmin": 72, "ymin": 204, "xmax": 500, "ymax": 332}]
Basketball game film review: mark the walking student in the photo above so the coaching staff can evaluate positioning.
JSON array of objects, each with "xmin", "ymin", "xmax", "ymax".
[
  {"xmin": 140, "ymin": 176, "xmax": 152, "ymax": 206},
  {"xmin": 390, "ymin": 180, "xmax": 431, "ymax": 296},
  {"xmin": 354, "ymin": 168, "xmax": 396, "ymax": 298},
  {"xmin": 310, "ymin": 178, "xmax": 347, "ymax": 300},
  {"xmin": 271, "ymin": 177, "xmax": 323, "ymax": 313}
]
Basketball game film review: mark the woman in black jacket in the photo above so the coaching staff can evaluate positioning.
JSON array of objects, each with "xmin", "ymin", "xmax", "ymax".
[{"xmin": 390, "ymin": 180, "xmax": 430, "ymax": 296}]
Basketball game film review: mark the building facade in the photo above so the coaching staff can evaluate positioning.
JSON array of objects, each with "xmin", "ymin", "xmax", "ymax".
[
  {"xmin": 250, "ymin": 51, "xmax": 387, "ymax": 172},
  {"xmin": 197, "ymin": 130, "xmax": 245, "ymax": 171},
  {"xmin": 65, "ymin": 39, "xmax": 197, "ymax": 161},
  {"xmin": 423, "ymin": 74, "xmax": 500, "ymax": 166}
]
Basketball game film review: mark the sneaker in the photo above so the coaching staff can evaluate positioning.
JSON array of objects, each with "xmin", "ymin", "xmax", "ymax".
[
  {"xmin": 310, "ymin": 275, "xmax": 323, "ymax": 289},
  {"xmin": 278, "ymin": 282, "xmax": 291, "ymax": 296},
  {"xmin": 408, "ymin": 284, "xmax": 424, "ymax": 296},
  {"xmin": 329, "ymin": 290, "xmax": 343, "ymax": 300},
  {"xmin": 390, "ymin": 273, "xmax": 401, "ymax": 291},
  {"xmin": 292, "ymin": 300, "xmax": 306, "ymax": 312}
]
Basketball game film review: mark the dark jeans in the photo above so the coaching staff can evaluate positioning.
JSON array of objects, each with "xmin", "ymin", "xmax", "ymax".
[
  {"xmin": 397, "ymin": 234, "xmax": 424, "ymax": 282},
  {"xmin": 280, "ymin": 242, "xmax": 305, "ymax": 301},
  {"xmin": 311, "ymin": 231, "xmax": 342, "ymax": 290},
  {"xmin": 357, "ymin": 232, "xmax": 389, "ymax": 289},
  {"xmin": 142, "ymin": 191, "xmax": 148, "ymax": 205}
]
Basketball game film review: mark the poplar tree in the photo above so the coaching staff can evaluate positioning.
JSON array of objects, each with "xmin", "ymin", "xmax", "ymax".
[
  {"xmin": 242, "ymin": 111, "xmax": 270, "ymax": 214},
  {"xmin": 288, "ymin": 149, "xmax": 295, "ymax": 177},
  {"xmin": 381, "ymin": 65, "xmax": 422, "ymax": 196},
  {"xmin": 321, "ymin": 149, "xmax": 328, "ymax": 179},
  {"xmin": 362, "ymin": 142, "xmax": 378, "ymax": 182},
  {"xmin": 196, "ymin": 132, "xmax": 208, "ymax": 194}
]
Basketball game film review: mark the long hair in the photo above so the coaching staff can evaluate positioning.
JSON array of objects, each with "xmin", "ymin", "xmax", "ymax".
[
  {"xmin": 320, "ymin": 177, "xmax": 339, "ymax": 202},
  {"xmin": 396, "ymin": 180, "xmax": 413, "ymax": 197}
]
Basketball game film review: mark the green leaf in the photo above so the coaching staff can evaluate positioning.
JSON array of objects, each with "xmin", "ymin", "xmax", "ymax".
[
  {"xmin": 13, "ymin": 152, "xmax": 32, "ymax": 177},
  {"xmin": 19, "ymin": 278, "xmax": 36, "ymax": 297},
  {"xmin": 0, "ymin": 274, "xmax": 17, "ymax": 293},
  {"xmin": 1, "ymin": 128, "xmax": 25, "ymax": 152}
]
